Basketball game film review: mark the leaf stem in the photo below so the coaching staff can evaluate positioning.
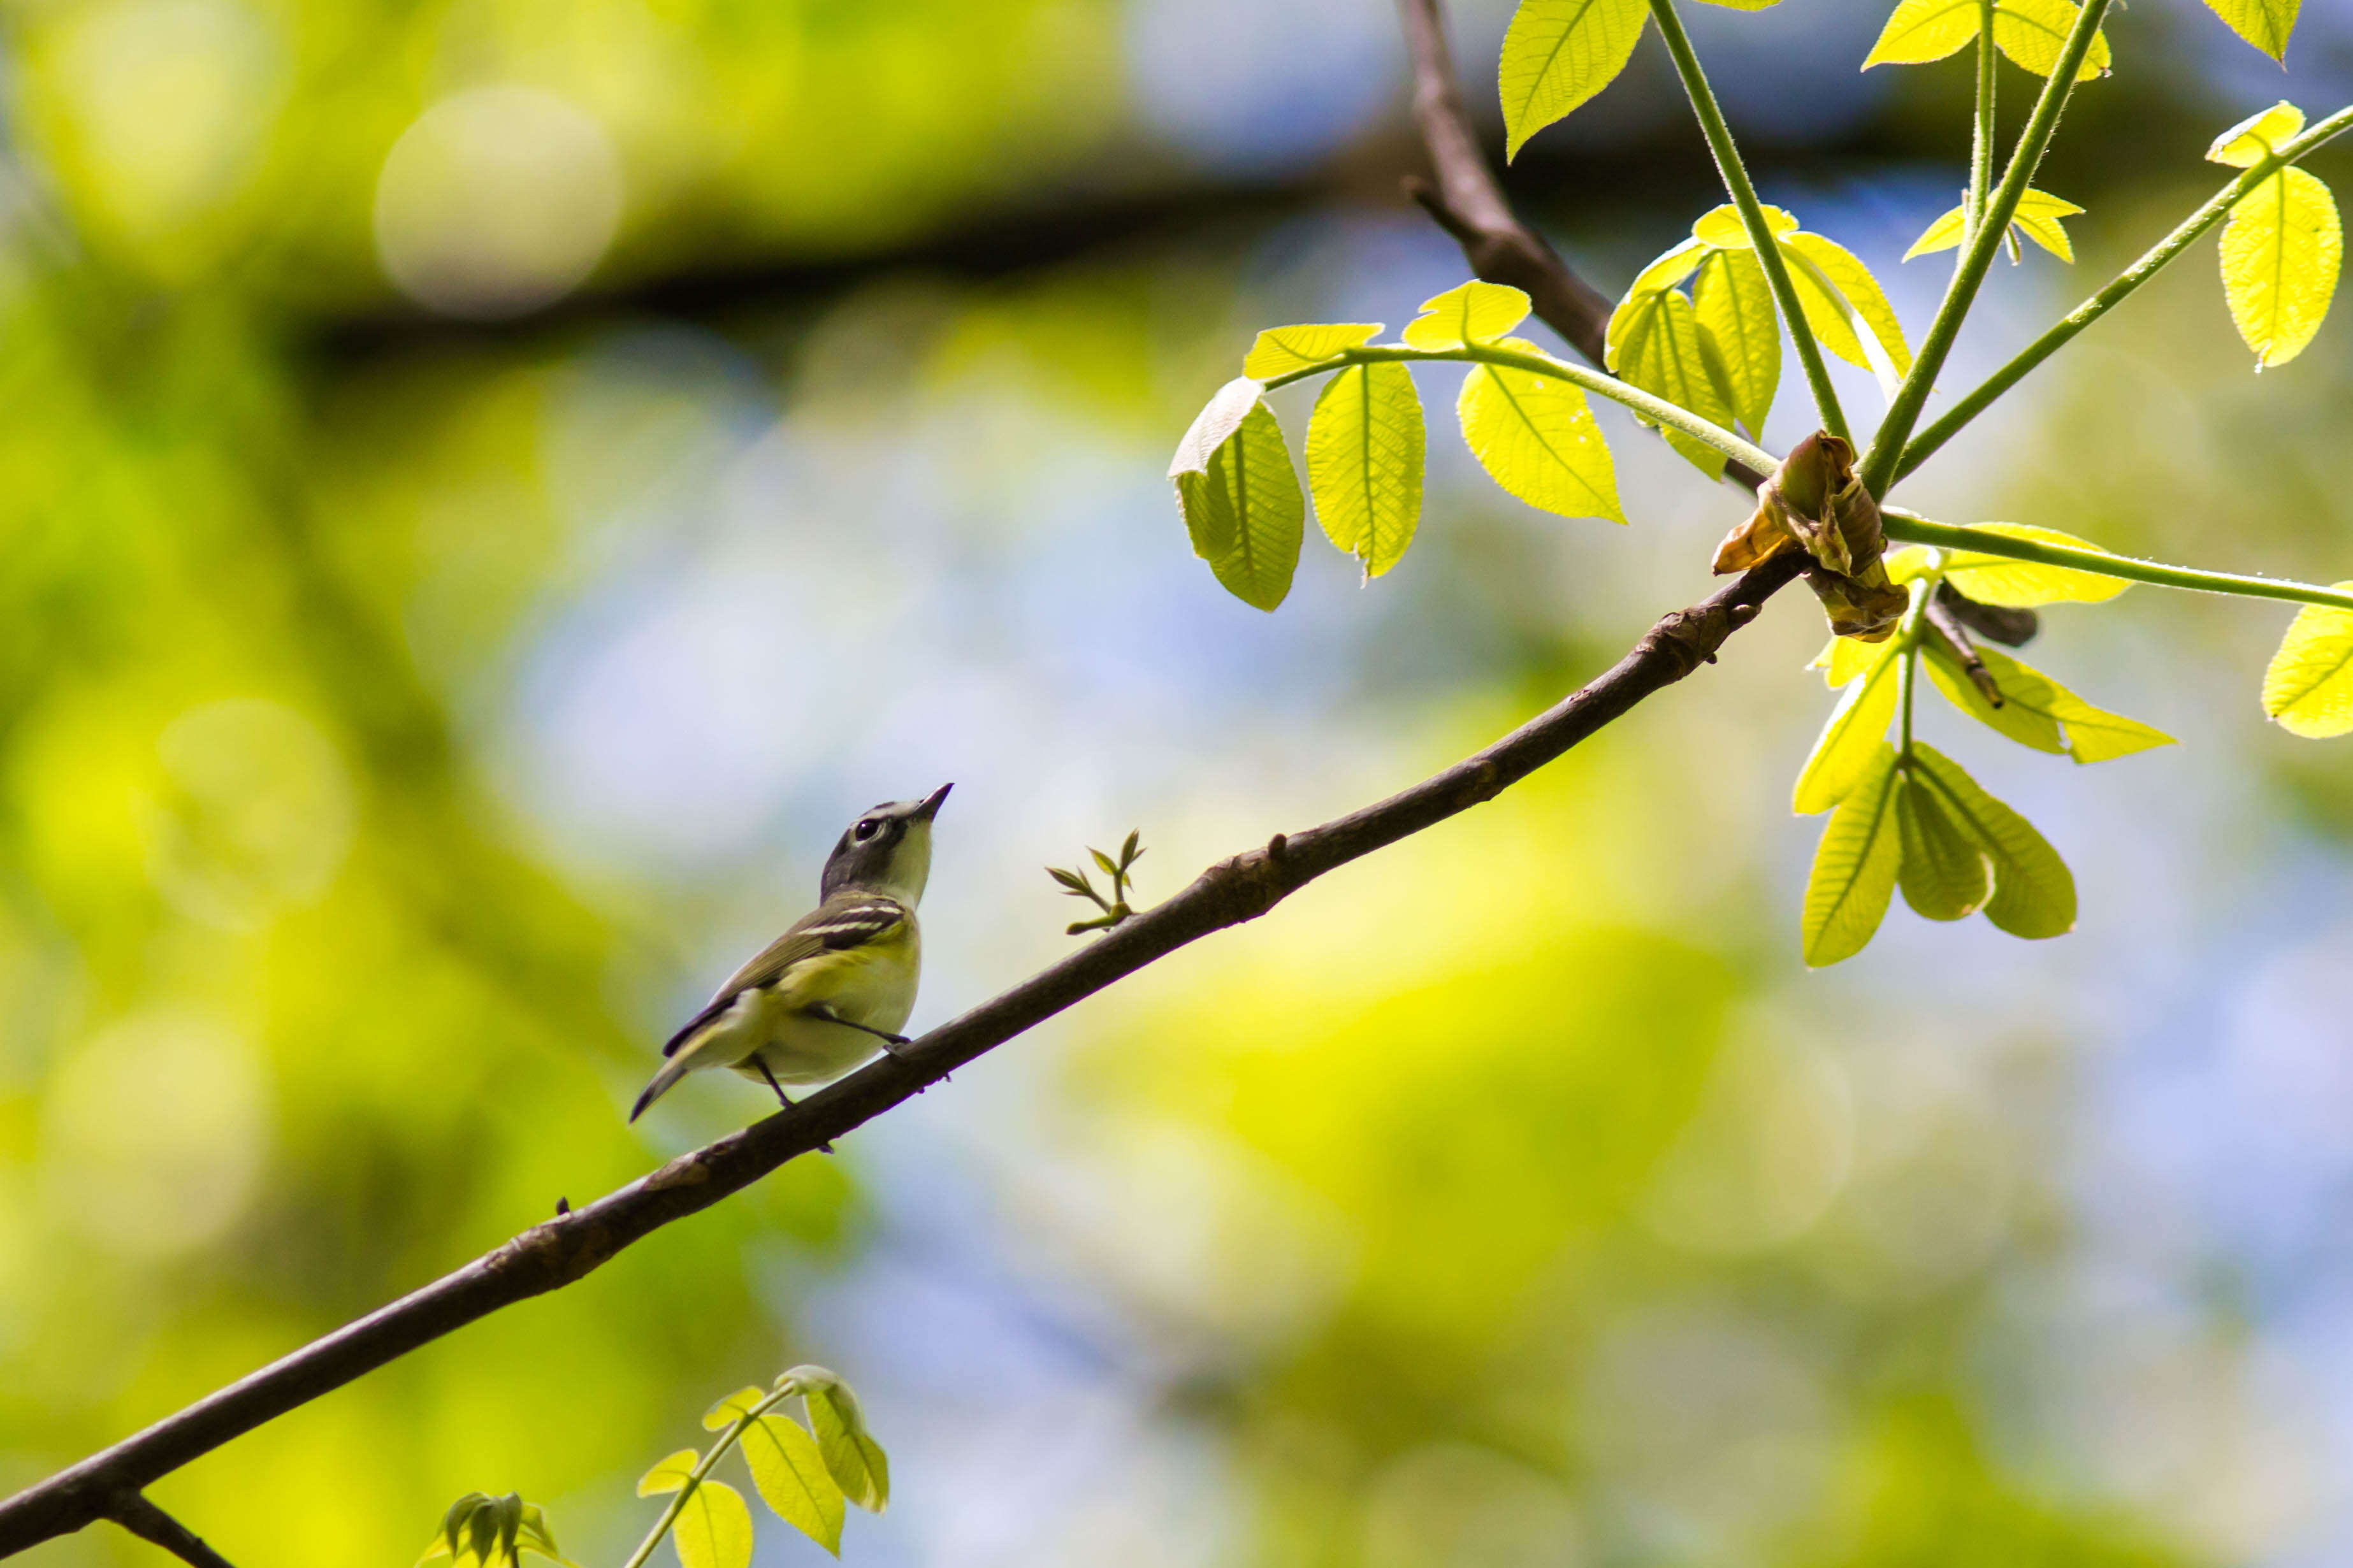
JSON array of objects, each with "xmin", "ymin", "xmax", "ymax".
[
  {"xmin": 1263, "ymin": 343, "xmax": 1779, "ymax": 473},
  {"xmin": 1896, "ymin": 578, "xmax": 1931, "ymax": 754},
  {"xmin": 1896, "ymin": 103, "xmax": 2353, "ymax": 480},
  {"xmin": 1881, "ymin": 509, "xmax": 2353, "ymax": 611},
  {"xmin": 1858, "ymin": 0, "xmax": 2115, "ymax": 496},
  {"xmin": 1965, "ymin": 0, "xmax": 1995, "ymax": 246},
  {"xmin": 620, "ymin": 1387, "xmax": 801, "ymax": 1568},
  {"xmin": 1644, "ymin": 0, "xmax": 1851, "ymax": 445}
]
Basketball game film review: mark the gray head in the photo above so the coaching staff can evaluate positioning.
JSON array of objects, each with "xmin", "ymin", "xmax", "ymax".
[{"xmin": 820, "ymin": 784, "xmax": 951, "ymax": 904}]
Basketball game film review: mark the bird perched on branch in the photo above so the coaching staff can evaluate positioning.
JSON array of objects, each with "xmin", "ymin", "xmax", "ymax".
[{"xmin": 630, "ymin": 784, "xmax": 951, "ymax": 1122}]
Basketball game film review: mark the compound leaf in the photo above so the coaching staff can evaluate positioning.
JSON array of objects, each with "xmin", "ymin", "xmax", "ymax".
[
  {"xmin": 1458, "ymin": 341, "xmax": 1624, "ymax": 522},
  {"xmin": 1307, "ymin": 361, "xmax": 1425, "ymax": 577},
  {"xmin": 1802, "ymin": 742, "xmax": 1903, "ymax": 966},
  {"xmin": 2262, "ymin": 589, "xmax": 2353, "ymax": 737},
  {"xmin": 1499, "ymin": 0, "xmax": 1654, "ymax": 159},
  {"xmin": 1905, "ymin": 189, "xmax": 2083, "ymax": 262}
]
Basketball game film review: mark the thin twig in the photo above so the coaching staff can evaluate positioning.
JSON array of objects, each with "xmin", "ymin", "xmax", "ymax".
[
  {"xmin": 0, "ymin": 549, "xmax": 1807, "ymax": 1561},
  {"xmin": 104, "ymin": 1493, "xmax": 238, "ymax": 1568}
]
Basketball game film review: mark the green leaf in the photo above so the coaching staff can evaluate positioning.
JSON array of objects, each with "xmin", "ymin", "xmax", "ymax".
[
  {"xmin": 516, "ymin": 1504, "xmax": 574, "ymax": 1568},
  {"xmin": 1810, "ymin": 635, "xmax": 1886, "ymax": 688},
  {"xmin": 1793, "ymin": 640, "xmax": 1901, "ymax": 813},
  {"xmin": 1306, "ymin": 361, "xmax": 1426, "ymax": 577},
  {"xmin": 1611, "ymin": 289, "xmax": 1736, "ymax": 479},
  {"xmin": 1781, "ymin": 232, "xmax": 1913, "ymax": 395},
  {"xmin": 1693, "ymin": 249, "xmax": 1778, "ymax": 435},
  {"xmin": 1930, "ymin": 644, "xmax": 2173, "ymax": 761},
  {"xmin": 671, "ymin": 1481, "xmax": 754, "ymax": 1568},
  {"xmin": 1802, "ymin": 742, "xmax": 1903, "ymax": 966},
  {"xmin": 702, "ymin": 1388, "xmax": 767, "ymax": 1431},
  {"xmin": 2219, "ymin": 166, "xmax": 2342, "ymax": 370},
  {"xmin": 1897, "ymin": 773, "xmax": 1992, "ymax": 920},
  {"xmin": 1169, "ymin": 378, "xmax": 1305, "ymax": 611},
  {"xmin": 1242, "ymin": 323, "xmax": 1382, "ymax": 380},
  {"xmin": 1691, "ymin": 201, "xmax": 1799, "ymax": 250},
  {"xmin": 1621, "ymin": 238, "xmax": 1710, "ymax": 315},
  {"xmin": 1498, "ymin": 0, "xmax": 1654, "ymax": 159},
  {"xmin": 1904, "ymin": 189, "xmax": 2083, "ymax": 263},
  {"xmin": 1907, "ymin": 744, "xmax": 2076, "ymax": 938},
  {"xmin": 639, "ymin": 1451, "xmax": 701, "ymax": 1497},
  {"xmin": 1401, "ymin": 280, "xmax": 1531, "ymax": 349},
  {"xmin": 742, "ymin": 1414, "xmax": 845, "ymax": 1555},
  {"xmin": 1456, "ymin": 340, "xmax": 1624, "ymax": 523},
  {"xmin": 2262, "ymin": 588, "xmax": 2353, "ymax": 737},
  {"xmin": 791, "ymin": 1370, "xmax": 891, "ymax": 1513},
  {"xmin": 1863, "ymin": 0, "xmax": 2111, "ymax": 78},
  {"xmin": 2210, "ymin": 101, "xmax": 2305, "ymax": 166},
  {"xmin": 2199, "ymin": 0, "xmax": 2298, "ymax": 59},
  {"xmin": 1938, "ymin": 522, "xmax": 2131, "ymax": 606}
]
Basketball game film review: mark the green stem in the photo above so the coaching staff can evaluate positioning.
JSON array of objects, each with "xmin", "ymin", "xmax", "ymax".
[
  {"xmin": 1644, "ymin": 0, "xmax": 1851, "ymax": 445},
  {"xmin": 1896, "ymin": 587, "xmax": 1929, "ymax": 755},
  {"xmin": 620, "ymin": 1387, "xmax": 801, "ymax": 1568},
  {"xmin": 1964, "ymin": 0, "xmax": 1995, "ymax": 245},
  {"xmin": 1264, "ymin": 343, "xmax": 1779, "ymax": 475},
  {"xmin": 1859, "ymin": 0, "xmax": 2115, "ymax": 496},
  {"xmin": 1896, "ymin": 103, "xmax": 2353, "ymax": 481},
  {"xmin": 1881, "ymin": 510, "xmax": 2353, "ymax": 612}
]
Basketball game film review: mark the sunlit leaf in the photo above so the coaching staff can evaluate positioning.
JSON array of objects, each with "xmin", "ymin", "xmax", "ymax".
[
  {"xmin": 1619, "ymin": 239, "xmax": 1710, "ymax": 318},
  {"xmin": 671, "ymin": 1481, "xmax": 754, "ymax": 1568},
  {"xmin": 1498, "ymin": 0, "xmax": 1654, "ymax": 159},
  {"xmin": 1939, "ymin": 522, "xmax": 2131, "ymax": 606},
  {"xmin": 1612, "ymin": 289, "xmax": 1735, "ymax": 478},
  {"xmin": 1781, "ymin": 232, "xmax": 1913, "ymax": 394},
  {"xmin": 1242, "ymin": 323, "xmax": 1383, "ymax": 380},
  {"xmin": 703, "ymin": 1387, "xmax": 767, "ymax": 1430},
  {"xmin": 1693, "ymin": 248, "xmax": 1778, "ymax": 435},
  {"xmin": 2261, "ymin": 588, "xmax": 2353, "ymax": 737},
  {"xmin": 2210, "ymin": 101, "xmax": 2306, "ymax": 166},
  {"xmin": 2199, "ymin": 0, "xmax": 2299, "ymax": 60},
  {"xmin": 803, "ymin": 1382, "xmax": 892, "ymax": 1514},
  {"xmin": 1458, "ymin": 341, "xmax": 1624, "ymax": 523},
  {"xmin": 639, "ymin": 1451, "xmax": 700, "ymax": 1497},
  {"xmin": 1793, "ymin": 644, "xmax": 1901, "ymax": 813},
  {"xmin": 743, "ymin": 1414, "xmax": 845, "ymax": 1555},
  {"xmin": 1922, "ymin": 642, "xmax": 2065, "ymax": 753},
  {"xmin": 1691, "ymin": 201, "xmax": 1799, "ymax": 250},
  {"xmin": 1401, "ymin": 280, "xmax": 1533, "ymax": 349},
  {"xmin": 2219, "ymin": 166, "xmax": 2342, "ymax": 370},
  {"xmin": 1908, "ymin": 744, "xmax": 2076, "ymax": 938},
  {"xmin": 1904, "ymin": 189, "xmax": 2083, "ymax": 262},
  {"xmin": 1992, "ymin": 0, "xmax": 2113, "ymax": 78},
  {"xmin": 1810, "ymin": 634, "xmax": 1888, "ymax": 688},
  {"xmin": 1947, "ymin": 645, "xmax": 2173, "ymax": 761},
  {"xmin": 1863, "ymin": 0, "xmax": 2111, "ymax": 78},
  {"xmin": 1169, "ymin": 378, "xmax": 1305, "ymax": 610},
  {"xmin": 1802, "ymin": 742, "xmax": 1902, "ymax": 966},
  {"xmin": 1897, "ymin": 772, "xmax": 1992, "ymax": 920},
  {"xmin": 1307, "ymin": 361, "xmax": 1424, "ymax": 577}
]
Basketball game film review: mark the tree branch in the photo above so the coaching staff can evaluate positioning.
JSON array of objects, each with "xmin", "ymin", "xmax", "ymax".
[
  {"xmin": 103, "ymin": 1492, "xmax": 238, "ymax": 1568},
  {"xmin": 0, "ymin": 548, "xmax": 1806, "ymax": 1560},
  {"xmin": 1394, "ymin": 0, "xmax": 1768, "ymax": 493}
]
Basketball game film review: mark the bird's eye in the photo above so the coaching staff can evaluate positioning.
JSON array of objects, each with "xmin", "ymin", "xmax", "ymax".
[{"xmin": 853, "ymin": 819, "xmax": 879, "ymax": 842}]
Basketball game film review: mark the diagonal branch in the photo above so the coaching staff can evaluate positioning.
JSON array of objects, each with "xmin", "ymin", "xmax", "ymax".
[
  {"xmin": 1394, "ymin": 0, "xmax": 1769, "ymax": 492},
  {"xmin": 0, "ymin": 548, "xmax": 1806, "ymax": 1561},
  {"xmin": 103, "ymin": 1492, "xmax": 239, "ymax": 1568}
]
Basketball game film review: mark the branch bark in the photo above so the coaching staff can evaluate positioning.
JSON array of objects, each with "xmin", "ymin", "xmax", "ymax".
[
  {"xmin": 104, "ymin": 1492, "xmax": 239, "ymax": 1568},
  {"xmin": 0, "ymin": 548, "xmax": 1806, "ymax": 1559}
]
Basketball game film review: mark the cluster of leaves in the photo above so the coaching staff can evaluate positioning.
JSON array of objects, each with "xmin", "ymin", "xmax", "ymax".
[
  {"xmin": 424, "ymin": 1366, "xmax": 888, "ymax": 1568},
  {"xmin": 2207, "ymin": 103, "xmax": 2343, "ymax": 368},
  {"xmin": 1048, "ymin": 829, "xmax": 1147, "ymax": 933}
]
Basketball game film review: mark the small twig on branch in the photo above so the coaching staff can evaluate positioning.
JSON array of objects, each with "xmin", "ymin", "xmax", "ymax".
[
  {"xmin": 1394, "ymin": 0, "xmax": 1769, "ymax": 492},
  {"xmin": 0, "ymin": 548, "xmax": 1806, "ymax": 1561},
  {"xmin": 104, "ymin": 1492, "xmax": 238, "ymax": 1568}
]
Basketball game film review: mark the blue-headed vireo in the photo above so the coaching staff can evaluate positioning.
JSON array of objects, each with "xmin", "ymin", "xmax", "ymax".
[{"xmin": 629, "ymin": 784, "xmax": 950, "ymax": 1122}]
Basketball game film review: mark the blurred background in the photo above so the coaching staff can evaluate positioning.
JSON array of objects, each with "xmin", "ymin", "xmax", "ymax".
[{"xmin": 2, "ymin": 0, "xmax": 2352, "ymax": 1564}]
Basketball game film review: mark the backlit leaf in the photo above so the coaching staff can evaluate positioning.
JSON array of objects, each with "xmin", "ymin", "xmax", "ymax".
[
  {"xmin": 1863, "ymin": 0, "xmax": 2111, "ymax": 78},
  {"xmin": 1307, "ymin": 361, "xmax": 1425, "ymax": 577},
  {"xmin": 1401, "ymin": 280, "xmax": 1532, "ymax": 349},
  {"xmin": 671, "ymin": 1481, "xmax": 753, "ymax": 1568},
  {"xmin": 1612, "ymin": 289, "xmax": 1735, "ymax": 478},
  {"xmin": 1939, "ymin": 522, "xmax": 2131, "ymax": 606},
  {"xmin": 1693, "ymin": 248, "xmax": 1779, "ymax": 434},
  {"xmin": 1990, "ymin": 0, "xmax": 2113, "ymax": 78},
  {"xmin": 1243, "ymin": 323, "xmax": 1382, "ymax": 380},
  {"xmin": 2199, "ymin": 0, "xmax": 2299, "ymax": 61},
  {"xmin": 1802, "ymin": 742, "xmax": 1902, "ymax": 966},
  {"xmin": 742, "ymin": 1415, "xmax": 845, "ymax": 1555},
  {"xmin": 1957, "ymin": 646, "xmax": 2173, "ymax": 760},
  {"xmin": 1907, "ymin": 744, "xmax": 2076, "ymax": 938},
  {"xmin": 2219, "ymin": 166, "xmax": 2342, "ymax": 369},
  {"xmin": 1922, "ymin": 642, "xmax": 2065, "ymax": 754},
  {"xmin": 806, "ymin": 1383, "xmax": 892, "ymax": 1513},
  {"xmin": 1904, "ymin": 189, "xmax": 2083, "ymax": 262},
  {"xmin": 1169, "ymin": 378, "xmax": 1305, "ymax": 610},
  {"xmin": 639, "ymin": 1451, "xmax": 700, "ymax": 1497},
  {"xmin": 2261, "ymin": 588, "xmax": 2353, "ymax": 737},
  {"xmin": 703, "ymin": 1388, "xmax": 767, "ymax": 1430},
  {"xmin": 1458, "ymin": 340, "xmax": 1624, "ymax": 522},
  {"xmin": 1782, "ymin": 232, "xmax": 1913, "ymax": 394},
  {"xmin": 1897, "ymin": 773, "xmax": 1992, "ymax": 920},
  {"xmin": 1498, "ymin": 0, "xmax": 1654, "ymax": 159},
  {"xmin": 1618, "ymin": 238, "xmax": 1710, "ymax": 321},
  {"xmin": 2209, "ymin": 101, "xmax": 2305, "ymax": 166},
  {"xmin": 1691, "ymin": 202, "xmax": 1799, "ymax": 250},
  {"xmin": 1810, "ymin": 634, "xmax": 1888, "ymax": 688},
  {"xmin": 1793, "ymin": 644, "xmax": 1901, "ymax": 813}
]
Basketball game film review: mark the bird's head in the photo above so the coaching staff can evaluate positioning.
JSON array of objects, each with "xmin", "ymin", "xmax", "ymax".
[{"xmin": 820, "ymin": 783, "xmax": 951, "ymax": 905}]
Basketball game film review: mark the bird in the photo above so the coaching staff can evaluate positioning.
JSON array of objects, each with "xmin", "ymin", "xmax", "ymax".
[{"xmin": 629, "ymin": 784, "xmax": 950, "ymax": 1123}]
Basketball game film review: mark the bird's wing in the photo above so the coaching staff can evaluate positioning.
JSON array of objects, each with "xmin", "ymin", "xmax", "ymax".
[{"xmin": 660, "ymin": 893, "xmax": 911, "ymax": 1057}]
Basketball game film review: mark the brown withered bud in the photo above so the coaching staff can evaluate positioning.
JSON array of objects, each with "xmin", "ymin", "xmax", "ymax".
[
  {"xmin": 1936, "ymin": 580, "xmax": 2040, "ymax": 647},
  {"xmin": 1712, "ymin": 432, "xmax": 1908, "ymax": 640}
]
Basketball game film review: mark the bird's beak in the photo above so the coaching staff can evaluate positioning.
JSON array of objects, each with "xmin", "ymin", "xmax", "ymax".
[{"xmin": 913, "ymin": 782, "xmax": 953, "ymax": 821}]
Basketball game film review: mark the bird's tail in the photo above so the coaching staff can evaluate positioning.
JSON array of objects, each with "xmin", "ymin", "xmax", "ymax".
[{"xmin": 628, "ymin": 1053, "xmax": 699, "ymax": 1123}]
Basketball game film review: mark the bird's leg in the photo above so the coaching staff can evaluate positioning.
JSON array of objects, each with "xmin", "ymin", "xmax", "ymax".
[
  {"xmin": 809, "ymin": 1007, "xmax": 915, "ymax": 1056},
  {"xmin": 756, "ymin": 1058, "xmax": 832, "ymax": 1153}
]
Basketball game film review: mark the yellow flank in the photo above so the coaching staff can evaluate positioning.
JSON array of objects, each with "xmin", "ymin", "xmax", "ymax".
[{"xmin": 723, "ymin": 916, "xmax": 921, "ymax": 1088}]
